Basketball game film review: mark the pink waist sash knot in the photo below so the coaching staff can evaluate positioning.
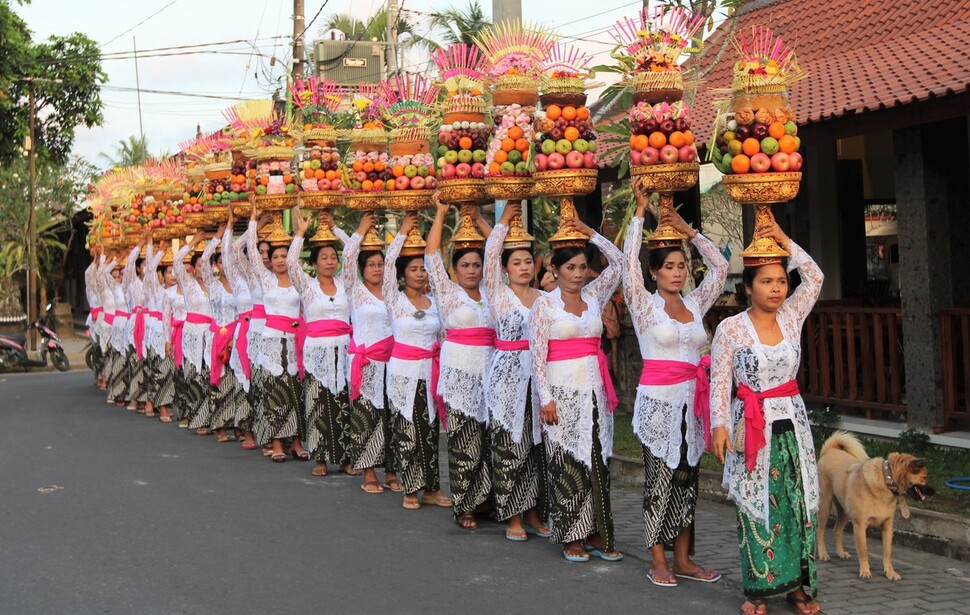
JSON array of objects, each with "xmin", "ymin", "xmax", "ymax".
[
  {"xmin": 444, "ymin": 327, "xmax": 496, "ymax": 347},
  {"xmin": 391, "ymin": 341, "xmax": 444, "ymax": 425},
  {"xmin": 298, "ymin": 319, "xmax": 352, "ymax": 380},
  {"xmin": 171, "ymin": 319, "xmax": 186, "ymax": 368},
  {"xmin": 348, "ymin": 335, "xmax": 394, "ymax": 401},
  {"xmin": 209, "ymin": 320, "xmax": 239, "ymax": 385},
  {"xmin": 640, "ymin": 356, "xmax": 712, "ymax": 449},
  {"xmin": 547, "ymin": 336, "xmax": 618, "ymax": 412},
  {"xmin": 264, "ymin": 314, "xmax": 306, "ymax": 378},
  {"xmin": 736, "ymin": 379, "xmax": 801, "ymax": 471},
  {"xmin": 132, "ymin": 306, "xmax": 147, "ymax": 359},
  {"xmin": 495, "ymin": 338, "xmax": 529, "ymax": 352}
]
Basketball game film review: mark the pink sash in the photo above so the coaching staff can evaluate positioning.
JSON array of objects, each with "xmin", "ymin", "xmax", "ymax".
[
  {"xmin": 444, "ymin": 327, "xmax": 496, "ymax": 347},
  {"xmin": 235, "ymin": 304, "xmax": 265, "ymax": 380},
  {"xmin": 132, "ymin": 306, "xmax": 147, "ymax": 359},
  {"xmin": 171, "ymin": 319, "xmax": 186, "ymax": 368},
  {"xmin": 640, "ymin": 356, "xmax": 712, "ymax": 449},
  {"xmin": 736, "ymin": 379, "xmax": 801, "ymax": 471},
  {"xmin": 104, "ymin": 312, "xmax": 116, "ymax": 325},
  {"xmin": 298, "ymin": 319, "xmax": 352, "ymax": 380},
  {"xmin": 547, "ymin": 337, "xmax": 619, "ymax": 412},
  {"xmin": 114, "ymin": 310, "xmax": 130, "ymax": 320},
  {"xmin": 209, "ymin": 320, "xmax": 238, "ymax": 385},
  {"xmin": 391, "ymin": 341, "xmax": 444, "ymax": 424},
  {"xmin": 90, "ymin": 307, "xmax": 103, "ymax": 321},
  {"xmin": 264, "ymin": 314, "xmax": 305, "ymax": 378},
  {"xmin": 348, "ymin": 335, "xmax": 394, "ymax": 401},
  {"xmin": 495, "ymin": 338, "xmax": 529, "ymax": 352}
]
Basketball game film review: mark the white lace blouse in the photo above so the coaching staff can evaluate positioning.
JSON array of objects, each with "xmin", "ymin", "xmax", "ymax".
[
  {"xmin": 530, "ymin": 232, "xmax": 623, "ymax": 468},
  {"xmin": 96, "ymin": 259, "xmax": 117, "ymax": 352},
  {"xmin": 142, "ymin": 246, "xmax": 167, "ymax": 356},
  {"xmin": 161, "ymin": 283, "xmax": 186, "ymax": 345},
  {"xmin": 288, "ymin": 235, "xmax": 350, "ymax": 394},
  {"xmin": 483, "ymin": 222, "xmax": 543, "ymax": 445},
  {"xmin": 174, "ymin": 245, "xmax": 211, "ymax": 372},
  {"xmin": 246, "ymin": 222, "xmax": 300, "ymax": 377},
  {"xmin": 384, "ymin": 232, "xmax": 442, "ymax": 424},
  {"xmin": 623, "ymin": 217, "xmax": 728, "ymax": 469},
  {"xmin": 338, "ymin": 228, "xmax": 393, "ymax": 410},
  {"xmin": 201, "ymin": 238, "xmax": 238, "ymax": 370},
  {"xmin": 122, "ymin": 246, "xmax": 144, "ymax": 350},
  {"xmin": 84, "ymin": 261, "xmax": 101, "ymax": 330},
  {"xmin": 109, "ymin": 267, "xmax": 129, "ymax": 354},
  {"xmin": 710, "ymin": 241, "xmax": 824, "ymax": 528},
  {"xmin": 425, "ymin": 250, "xmax": 494, "ymax": 423},
  {"xmin": 222, "ymin": 228, "xmax": 253, "ymax": 389}
]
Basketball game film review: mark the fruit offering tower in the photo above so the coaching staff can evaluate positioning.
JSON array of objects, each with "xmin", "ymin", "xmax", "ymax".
[
  {"xmin": 611, "ymin": 5, "xmax": 704, "ymax": 247},
  {"xmin": 712, "ymin": 27, "xmax": 805, "ymax": 265},
  {"xmin": 340, "ymin": 84, "xmax": 390, "ymax": 211},
  {"xmin": 378, "ymin": 73, "xmax": 441, "ymax": 211},
  {"xmin": 532, "ymin": 44, "xmax": 600, "ymax": 248},
  {"xmin": 432, "ymin": 44, "xmax": 491, "ymax": 202},
  {"xmin": 475, "ymin": 21, "xmax": 557, "ymax": 200}
]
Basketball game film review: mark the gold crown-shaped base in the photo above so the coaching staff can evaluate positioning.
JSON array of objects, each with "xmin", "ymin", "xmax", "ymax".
[
  {"xmin": 437, "ymin": 178, "xmax": 489, "ymax": 205},
  {"xmin": 386, "ymin": 190, "xmax": 435, "ymax": 212},
  {"xmin": 399, "ymin": 226, "xmax": 426, "ymax": 256},
  {"xmin": 360, "ymin": 226, "xmax": 386, "ymax": 250},
  {"xmin": 741, "ymin": 203, "xmax": 790, "ymax": 266},
  {"xmin": 308, "ymin": 212, "xmax": 339, "ymax": 246},
  {"xmin": 504, "ymin": 215, "xmax": 534, "ymax": 249},
  {"xmin": 182, "ymin": 210, "xmax": 207, "ymax": 230},
  {"xmin": 722, "ymin": 172, "xmax": 802, "ymax": 205},
  {"xmin": 533, "ymin": 168, "xmax": 598, "ymax": 198},
  {"xmin": 262, "ymin": 211, "xmax": 293, "ymax": 246},
  {"xmin": 484, "ymin": 176, "xmax": 535, "ymax": 200},
  {"xmin": 451, "ymin": 212, "xmax": 485, "ymax": 250},
  {"xmin": 254, "ymin": 193, "xmax": 298, "ymax": 211},
  {"xmin": 631, "ymin": 162, "xmax": 699, "ymax": 192},
  {"xmin": 300, "ymin": 191, "xmax": 343, "ymax": 210},
  {"xmin": 233, "ymin": 200, "xmax": 253, "ymax": 219},
  {"xmin": 548, "ymin": 195, "xmax": 588, "ymax": 249}
]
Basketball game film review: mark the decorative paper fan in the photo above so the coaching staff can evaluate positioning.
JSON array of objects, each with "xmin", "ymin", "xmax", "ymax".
[
  {"xmin": 730, "ymin": 26, "xmax": 805, "ymax": 93},
  {"xmin": 541, "ymin": 44, "xmax": 594, "ymax": 94},
  {"xmin": 610, "ymin": 5, "xmax": 704, "ymax": 91},
  {"xmin": 378, "ymin": 73, "xmax": 441, "ymax": 141},
  {"xmin": 474, "ymin": 20, "xmax": 557, "ymax": 89},
  {"xmin": 433, "ymin": 44, "xmax": 489, "ymax": 114},
  {"xmin": 222, "ymin": 99, "xmax": 294, "ymax": 147},
  {"xmin": 290, "ymin": 76, "xmax": 344, "ymax": 130}
]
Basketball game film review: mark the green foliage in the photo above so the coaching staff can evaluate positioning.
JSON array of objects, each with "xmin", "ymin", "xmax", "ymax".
[
  {"xmin": 809, "ymin": 405, "xmax": 842, "ymax": 444},
  {"xmin": 406, "ymin": 0, "xmax": 491, "ymax": 54},
  {"xmin": 897, "ymin": 428, "xmax": 931, "ymax": 453},
  {"xmin": 99, "ymin": 135, "xmax": 151, "ymax": 169}
]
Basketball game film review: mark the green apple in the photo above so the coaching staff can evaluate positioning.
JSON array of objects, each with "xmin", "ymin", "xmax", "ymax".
[
  {"xmin": 444, "ymin": 150, "xmax": 459, "ymax": 164},
  {"xmin": 417, "ymin": 165, "xmax": 429, "ymax": 177},
  {"xmin": 760, "ymin": 137, "xmax": 779, "ymax": 156},
  {"xmin": 309, "ymin": 159, "xmax": 321, "ymax": 170},
  {"xmin": 285, "ymin": 184, "xmax": 296, "ymax": 193},
  {"xmin": 457, "ymin": 150, "xmax": 473, "ymax": 163},
  {"xmin": 555, "ymin": 139, "xmax": 572, "ymax": 154},
  {"xmin": 508, "ymin": 149, "xmax": 522, "ymax": 164},
  {"xmin": 255, "ymin": 185, "xmax": 267, "ymax": 195},
  {"xmin": 541, "ymin": 139, "xmax": 556, "ymax": 155},
  {"xmin": 404, "ymin": 165, "xmax": 418, "ymax": 178},
  {"xmin": 573, "ymin": 139, "xmax": 589, "ymax": 153},
  {"xmin": 784, "ymin": 121, "xmax": 798, "ymax": 136},
  {"xmin": 437, "ymin": 144, "xmax": 449, "ymax": 157},
  {"xmin": 472, "ymin": 149, "xmax": 487, "ymax": 163},
  {"xmin": 514, "ymin": 161, "xmax": 528, "ymax": 174},
  {"xmin": 500, "ymin": 161, "xmax": 516, "ymax": 174}
]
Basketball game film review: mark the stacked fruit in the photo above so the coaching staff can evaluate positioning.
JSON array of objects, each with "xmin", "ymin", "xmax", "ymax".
[
  {"xmin": 712, "ymin": 108, "xmax": 801, "ymax": 175},
  {"xmin": 341, "ymin": 149, "xmax": 391, "ymax": 193},
  {"xmin": 534, "ymin": 103, "xmax": 597, "ymax": 171},
  {"xmin": 387, "ymin": 152, "xmax": 437, "ymax": 191},
  {"xmin": 129, "ymin": 194, "xmax": 182, "ymax": 228},
  {"xmin": 627, "ymin": 100, "xmax": 697, "ymax": 166},
  {"xmin": 301, "ymin": 144, "xmax": 342, "ymax": 192},
  {"xmin": 485, "ymin": 104, "xmax": 534, "ymax": 177},
  {"xmin": 254, "ymin": 159, "xmax": 297, "ymax": 196},
  {"xmin": 203, "ymin": 166, "xmax": 251, "ymax": 207},
  {"xmin": 436, "ymin": 120, "xmax": 489, "ymax": 180}
]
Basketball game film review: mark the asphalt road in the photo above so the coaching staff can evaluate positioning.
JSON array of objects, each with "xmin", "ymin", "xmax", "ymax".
[{"xmin": 0, "ymin": 370, "xmax": 737, "ymax": 614}]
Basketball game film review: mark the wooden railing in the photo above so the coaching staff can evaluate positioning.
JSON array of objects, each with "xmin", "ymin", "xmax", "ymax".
[
  {"xmin": 702, "ymin": 303, "xmax": 907, "ymax": 418},
  {"xmin": 941, "ymin": 308, "xmax": 970, "ymax": 430}
]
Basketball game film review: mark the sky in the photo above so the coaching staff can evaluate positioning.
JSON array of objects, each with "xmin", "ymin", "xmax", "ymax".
[{"xmin": 17, "ymin": 0, "xmax": 655, "ymax": 168}]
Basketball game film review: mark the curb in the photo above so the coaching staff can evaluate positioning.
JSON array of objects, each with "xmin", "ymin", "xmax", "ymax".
[{"xmin": 610, "ymin": 455, "xmax": 970, "ymax": 563}]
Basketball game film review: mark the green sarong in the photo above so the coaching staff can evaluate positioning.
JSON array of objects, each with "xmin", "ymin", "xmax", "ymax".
[{"xmin": 737, "ymin": 427, "xmax": 818, "ymax": 599}]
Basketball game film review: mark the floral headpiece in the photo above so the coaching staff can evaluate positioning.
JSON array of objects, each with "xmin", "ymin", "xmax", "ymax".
[
  {"xmin": 474, "ymin": 20, "xmax": 557, "ymax": 91},
  {"xmin": 730, "ymin": 26, "xmax": 805, "ymax": 94},
  {"xmin": 379, "ymin": 74, "xmax": 441, "ymax": 142},
  {"xmin": 610, "ymin": 5, "xmax": 703, "ymax": 91},
  {"xmin": 541, "ymin": 44, "xmax": 594, "ymax": 95},
  {"xmin": 433, "ymin": 44, "xmax": 489, "ymax": 114}
]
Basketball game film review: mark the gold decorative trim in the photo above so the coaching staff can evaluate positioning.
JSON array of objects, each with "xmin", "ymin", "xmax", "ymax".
[
  {"xmin": 533, "ymin": 168, "xmax": 598, "ymax": 197},
  {"xmin": 721, "ymin": 172, "xmax": 802, "ymax": 204},
  {"xmin": 300, "ymin": 191, "xmax": 343, "ymax": 210},
  {"xmin": 437, "ymin": 178, "xmax": 489, "ymax": 205},
  {"xmin": 484, "ymin": 176, "xmax": 535, "ymax": 200},
  {"xmin": 253, "ymin": 193, "xmax": 298, "ymax": 211},
  {"xmin": 386, "ymin": 190, "xmax": 435, "ymax": 212}
]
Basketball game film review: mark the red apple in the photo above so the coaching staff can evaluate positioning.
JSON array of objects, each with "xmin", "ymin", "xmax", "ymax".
[
  {"xmin": 788, "ymin": 152, "xmax": 803, "ymax": 171},
  {"xmin": 643, "ymin": 147, "xmax": 660, "ymax": 165},
  {"xmin": 750, "ymin": 153, "xmax": 771, "ymax": 173},
  {"xmin": 441, "ymin": 163, "xmax": 456, "ymax": 179},
  {"xmin": 678, "ymin": 145, "xmax": 696, "ymax": 163},
  {"xmin": 565, "ymin": 151, "xmax": 584, "ymax": 169},
  {"xmin": 548, "ymin": 152, "xmax": 565, "ymax": 170},
  {"xmin": 770, "ymin": 152, "xmax": 790, "ymax": 172},
  {"xmin": 176, "ymin": 216, "xmax": 184, "ymax": 223},
  {"xmin": 470, "ymin": 162, "xmax": 485, "ymax": 177},
  {"xmin": 395, "ymin": 176, "xmax": 410, "ymax": 190},
  {"xmin": 630, "ymin": 149, "xmax": 642, "ymax": 166},
  {"xmin": 535, "ymin": 153, "xmax": 548, "ymax": 171},
  {"xmin": 583, "ymin": 152, "xmax": 597, "ymax": 168},
  {"xmin": 409, "ymin": 176, "xmax": 426, "ymax": 190},
  {"xmin": 660, "ymin": 145, "xmax": 680, "ymax": 165},
  {"xmin": 455, "ymin": 163, "xmax": 472, "ymax": 178},
  {"xmin": 425, "ymin": 177, "xmax": 437, "ymax": 189}
]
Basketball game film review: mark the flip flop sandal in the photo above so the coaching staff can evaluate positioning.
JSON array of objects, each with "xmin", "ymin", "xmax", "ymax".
[
  {"xmin": 525, "ymin": 525, "xmax": 552, "ymax": 539},
  {"xmin": 585, "ymin": 548, "xmax": 623, "ymax": 562},
  {"xmin": 505, "ymin": 529, "xmax": 528, "ymax": 542},
  {"xmin": 311, "ymin": 466, "xmax": 329, "ymax": 477},
  {"xmin": 674, "ymin": 566, "xmax": 722, "ymax": 583},
  {"xmin": 402, "ymin": 497, "xmax": 421, "ymax": 510},
  {"xmin": 340, "ymin": 466, "xmax": 363, "ymax": 476},
  {"xmin": 562, "ymin": 549, "xmax": 590, "ymax": 563},
  {"xmin": 742, "ymin": 599, "xmax": 768, "ymax": 615},
  {"xmin": 271, "ymin": 452, "xmax": 287, "ymax": 463},
  {"xmin": 361, "ymin": 481, "xmax": 384, "ymax": 494},
  {"xmin": 158, "ymin": 416, "xmax": 173, "ymax": 423},
  {"xmin": 240, "ymin": 442, "xmax": 257, "ymax": 450},
  {"xmin": 646, "ymin": 570, "xmax": 679, "ymax": 588},
  {"xmin": 421, "ymin": 494, "xmax": 453, "ymax": 508},
  {"xmin": 383, "ymin": 479, "xmax": 404, "ymax": 493},
  {"xmin": 786, "ymin": 594, "xmax": 822, "ymax": 615},
  {"xmin": 216, "ymin": 435, "xmax": 231, "ymax": 443}
]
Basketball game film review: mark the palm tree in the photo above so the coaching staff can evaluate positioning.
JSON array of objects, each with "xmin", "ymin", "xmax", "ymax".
[
  {"xmin": 98, "ymin": 135, "xmax": 150, "ymax": 169},
  {"xmin": 407, "ymin": 0, "xmax": 491, "ymax": 54},
  {"xmin": 324, "ymin": 8, "xmax": 417, "ymax": 75}
]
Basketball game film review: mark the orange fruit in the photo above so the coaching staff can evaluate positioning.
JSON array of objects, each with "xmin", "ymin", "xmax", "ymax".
[
  {"xmin": 374, "ymin": 161, "xmax": 386, "ymax": 172},
  {"xmin": 629, "ymin": 134, "xmax": 639, "ymax": 149},
  {"xmin": 731, "ymin": 154, "xmax": 751, "ymax": 174},
  {"xmin": 458, "ymin": 136, "xmax": 474, "ymax": 150},
  {"xmin": 668, "ymin": 131, "xmax": 686, "ymax": 148},
  {"xmin": 392, "ymin": 164, "xmax": 405, "ymax": 177},
  {"xmin": 521, "ymin": 150, "xmax": 529, "ymax": 162},
  {"xmin": 778, "ymin": 135, "xmax": 797, "ymax": 154},
  {"xmin": 576, "ymin": 106, "xmax": 590, "ymax": 120},
  {"xmin": 304, "ymin": 169, "xmax": 314, "ymax": 180},
  {"xmin": 494, "ymin": 150, "xmax": 509, "ymax": 164},
  {"xmin": 564, "ymin": 126, "xmax": 580, "ymax": 142},
  {"xmin": 282, "ymin": 174, "xmax": 293, "ymax": 184},
  {"xmin": 385, "ymin": 179, "xmax": 396, "ymax": 191},
  {"xmin": 326, "ymin": 170, "xmax": 337, "ymax": 180},
  {"xmin": 314, "ymin": 169, "xmax": 325, "ymax": 180},
  {"xmin": 501, "ymin": 138, "xmax": 516, "ymax": 152},
  {"xmin": 561, "ymin": 106, "xmax": 577, "ymax": 121},
  {"xmin": 362, "ymin": 161, "xmax": 375, "ymax": 173},
  {"xmin": 545, "ymin": 104, "xmax": 562, "ymax": 121},
  {"xmin": 488, "ymin": 162, "xmax": 501, "ymax": 175},
  {"xmin": 352, "ymin": 161, "xmax": 363, "ymax": 173},
  {"xmin": 508, "ymin": 126, "xmax": 523, "ymax": 141},
  {"xmin": 632, "ymin": 134, "xmax": 649, "ymax": 151},
  {"xmin": 742, "ymin": 138, "xmax": 761, "ymax": 156},
  {"xmin": 648, "ymin": 132, "xmax": 667, "ymax": 149},
  {"xmin": 361, "ymin": 180, "xmax": 373, "ymax": 191},
  {"xmin": 683, "ymin": 130, "xmax": 695, "ymax": 146},
  {"xmin": 259, "ymin": 176, "xmax": 269, "ymax": 186},
  {"xmin": 768, "ymin": 122, "xmax": 786, "ymax": 139},
  {"xmin": 304, "ymin": 123, "xmax": 313, "ymax": 131},
  {"xmin": 515, "ymin": 137, "xmax": 530, "ymax": 152}
]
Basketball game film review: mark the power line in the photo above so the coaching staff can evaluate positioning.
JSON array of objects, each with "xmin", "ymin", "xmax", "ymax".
[
  {"xmin": 100, "ymin": 0, "xmax": 181, "ymax": 49},
  {"xmin": 101, "ymin": 85, "xmax": 254, "ymax": 101}
]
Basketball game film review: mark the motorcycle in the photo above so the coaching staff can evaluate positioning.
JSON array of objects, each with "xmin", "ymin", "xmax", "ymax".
[{"xmin": 0, "ymin": 304, "xmax": 70, "ymax": 372}]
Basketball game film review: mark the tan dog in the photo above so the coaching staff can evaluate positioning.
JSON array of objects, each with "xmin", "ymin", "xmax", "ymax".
[{"xmin": 816, "ymin": 432, "xmax": 930, "ymax": 581}]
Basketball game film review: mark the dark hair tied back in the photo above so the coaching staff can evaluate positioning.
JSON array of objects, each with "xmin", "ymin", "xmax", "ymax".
[
  {"xmin": 742, "ymin": 259, "xmax": 790, "ymax": 289},
  {"xmin": 550, "ymin": 246, "xmax": 586, "ymax": 269},
  {"xmin": 647, "ymin": 246, "xmax": 686, "ymax": 273},
  {"xmin": 501, "ymin": 245, "xmax": 534, "ymax": 268},
  {"xmin": 451, "ymin": 247, "xmax": 483, "ymax": 269},
  {"xmin": 395, "ymin": 254, "xmax": 423, "ymax": 281},
  {"xmin": 357, "ymin": 249, "xmax": 384, "ymax": 277}
]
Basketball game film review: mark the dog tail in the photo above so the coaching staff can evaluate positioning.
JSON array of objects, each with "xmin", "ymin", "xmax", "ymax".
[{"xmin": 820, "ymin": 431, "xmax": 869, "ymax": 460}]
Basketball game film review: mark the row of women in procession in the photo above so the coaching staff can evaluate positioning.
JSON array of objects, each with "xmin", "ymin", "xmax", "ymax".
[{"xmin": 83, "ymin": 182, "xmax": 824, "ymax": 615}]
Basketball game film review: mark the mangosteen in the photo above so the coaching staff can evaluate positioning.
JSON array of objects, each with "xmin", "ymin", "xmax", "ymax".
[
  {"xmin": 674, "ymin": 118, "xmax": 688, "ymax": 133},
  {"xmin": 752, "ymin": 123, "xmax": 769, "ymax": 139},
  {"xmin": 719, "ymin": 144, "xmax": 729, "ymax": 154},
  {"xmin": 734, "ymin": 125, "xmax": 750, "ymax": 140},
  {"xmin": 715, "ymin": 135, "xmax": 726, "ymax": 146},
  {"xmin": 367, "ymin": 172, "xmax": 378, "ymax": 180},
  {"xmin": 660, "ymin": 119, "xmax": 676, "ymax": 134},
  {"xmin": 550, "ymin": 128, "xmax": 564, "ymax": 140},
  {"xmin": 643, "ymin": 119, "xmax": 658, "ymax": 133}
]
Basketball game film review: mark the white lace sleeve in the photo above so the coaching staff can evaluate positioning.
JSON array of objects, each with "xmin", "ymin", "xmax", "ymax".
[
  {"xmin": 529, "ymin": 295, "xmax": 553, "ymax": 407},
  {"xmin": 622, "ymin": 216, "xmax": 654, "ymax": 331},
  {"xmin": 688, "ymin": 233, "xmax": 729, "ymax": 314},
  {"xmin": 145, "ymin": 248, "xmax": 164, "ymax": 307},
  {"xmin": 425, "ymin": 250, "xmax": 462, "ymax": 315},
  {"xmin": 162, "ymin": 289, "xmax": 172, "ymax": 338},
  {"xmin": 200, "ymin": 237, "xmax": 220, "ymax": 293},
  {"xmin": 122, "ymin": 245, "xmax": 140, "ymax": 306},
  {"xmin": 709, "ymin": 322, "xmax": 735, "ymax": 430},
  {"xmin": 286, "ymin": 235, "xmax": 312, "ymax": 297},
  {"xmin": 246, "ymin": 220, "xmax": 274, "ymax": 292},
  {"xmin": 221, "ymin": 228, "xmax": 240, "ymax": 291},
  {"xmin": 332, "ymin": 226, "xmax": 351, "ymax": 246},
  {"xmin": 587, "ymin": 232, "xmax": 623, "ymax": 306},
  {"xmin": 173, "ymin": 245, "xmax": 193, "ymax": 293},
  {"xmin": 483, "ymin": 222, "xmax": 511, "ymax": 311},
  {"xmin": 340, "ymin": 231, "xmax": 362, "ymax": 292},
  {"xmin": 780, "ymin": 240, "xmax": 824, "ymax": 328},
  {"xmin": 383, "ymin": 232, "xmax": 406, "ymax": 318}
]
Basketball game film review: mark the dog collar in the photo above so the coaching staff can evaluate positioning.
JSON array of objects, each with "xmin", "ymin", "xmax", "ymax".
[{"xmin": 883, "ymin": 459, "xmax": 899, "ymax": 494}]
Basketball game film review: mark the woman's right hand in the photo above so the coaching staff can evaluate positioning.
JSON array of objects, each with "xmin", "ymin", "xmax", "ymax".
[
  {"xmin": 633, "ymin": 177, "xmax": 649, "ymax": 218},
  {"xmin": 540, "ymin": 401, "xmax": 559, "ymax": 426},
  {"xmin": 292, "ymin": 205, "xmax": 309, "ymax": 237},
  {"xmin": 356, "ymin": 212, "xmax": 375, "ymax": 235},
  {"xmin": 499, "ymin": 202, "xmax": 521, "ymax": 226},
  {"xmin": 711, "ymin": 426, "xmax": 733, "ymax": 464},
  {"xmin": 165, "ymin": 342, "xmax": 173, "ymax": 358},
  {"xmin": 399, "ymin": 212, "xmax": 417, "ymax": 236}
]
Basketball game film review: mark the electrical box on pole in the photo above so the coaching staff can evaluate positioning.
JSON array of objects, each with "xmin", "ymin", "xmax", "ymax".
[{"xmin": 312, "ymin": 39, "xmax": 386, "ymax": 86}]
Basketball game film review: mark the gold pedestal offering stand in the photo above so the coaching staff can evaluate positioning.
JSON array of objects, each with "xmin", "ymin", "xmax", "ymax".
[
  {"xmin": 439, "ymin": 178, "xmax": 490, "ymax": 249},
  {"xmin": 631, "ymin": 161, "xmax": 699, "ymax": 248},
  {"xmin": 535, "ymin": 168, "xmax": 598, "ymax": 248},
  {"xmin": 721, "ymin": 171, "xmax": 802, "ymax": 265},
  {"xmin": 300, "ymin": 190, "xmax": 341, "ymax": 245}
]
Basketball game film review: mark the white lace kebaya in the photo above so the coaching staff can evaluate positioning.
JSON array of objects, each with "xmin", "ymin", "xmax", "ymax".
[
  {"xmin": 425, "ymin": 249, "xmax": 494, "ymax": 423},
  {"xmin": 709, "ymin": 241, "xmax": 824, "ymax": 528},
  {"xmin": 336, "ymin": 228, "xmax": 392, "ymax": 410},
  {"xmin": 287, "ymin": 235, "xmax": 351, "ymax": 395},
  {"xmin": 530, "ymin": 232, "xmax": 623, "ymax": 468},
  {"xmin": 222, "ymin": 227, "xmax": 254, "ymax": 391},
  {"xmin": 142, "ymin": 246, "xmax": 167, "ymax": 358},
  {"xmin": 483, "ymin": 222, "xmax": 543, "ymax": 445},
  {"xmin": 383, "ymin": 232, "xmax": 442, "ymax": 424},
  {"xmin": 623, "ymin": 217, "xmax": 728, "ymax": 469},
  {"xmin": 174, "ymin": 245, "xmax": 211, "ymax": 373},
  {"xmin": 246, "ymin": 220, "xmax": 300, "ymax": 377}
]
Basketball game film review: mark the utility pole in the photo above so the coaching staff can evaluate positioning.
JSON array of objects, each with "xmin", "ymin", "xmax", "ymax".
[
  {"xmin": 133, "ymin": 37, "xmax": 144, "ymax": 151},
  {"xmin": 492, "ymin": 0, "xmax": 521, "ymax": 26},
  {"xmin": 26, "ymin": 81, "xmax": 37, "ymax": 351},
  {"xmin": 387, "ymin": 0, "xmax": 399, "ymax": 77},
  {"xmin": 292, "ymin": 0, "xmax": 305, "ymax": 83}
]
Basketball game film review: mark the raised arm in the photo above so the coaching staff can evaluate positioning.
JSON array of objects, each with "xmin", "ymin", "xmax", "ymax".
[
  {"xmin": 622, "ymin": 214, "xmax": 653, "ymax": 326},
  {"xmin": 587, "ymin": 231, "xmax": 623, "ymax": 306},
  {"xmin": 529, "ymin": 295, "xmax": 554, "ymax": 410},
  {"xmin": 483, "ymin": 221, "xmax": 508, "ymax": 307},
  {"xmin": 340, "ymin": 213, "xmax": 372, "ymax": 291},
  {"xmin": 382, "ymin": 227, "xmax": 408, "ymax": 315},
  {"xmin": 200, "ymin": 234, "xmax": 221, "ymax": 293},
  {"xmin": 781, "ymin": 240, "xmax": 824, "ymax": 326},
  {"xmin": 173, "ymin": 245, "xmax": 193, "ymax": 292},
  {"xmin": 122, "ymin": 244, "xmax": 140, "ymax": 305},
  {"xmin": 246, "ymin": 219, "xmax": 274, "ymax": 291},
  {"xmin": 687, "ymin": 232, "xmax": 729, "ymax": 314},
  {"xmin": 286, "ymin": 235, "xmax": 312, "ymax": 296}
]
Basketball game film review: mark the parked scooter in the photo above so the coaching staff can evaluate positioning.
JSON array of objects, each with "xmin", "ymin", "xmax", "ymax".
[{"xmin": 0, "ymin": 304, "xmax": 70, "ymax": 372}]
